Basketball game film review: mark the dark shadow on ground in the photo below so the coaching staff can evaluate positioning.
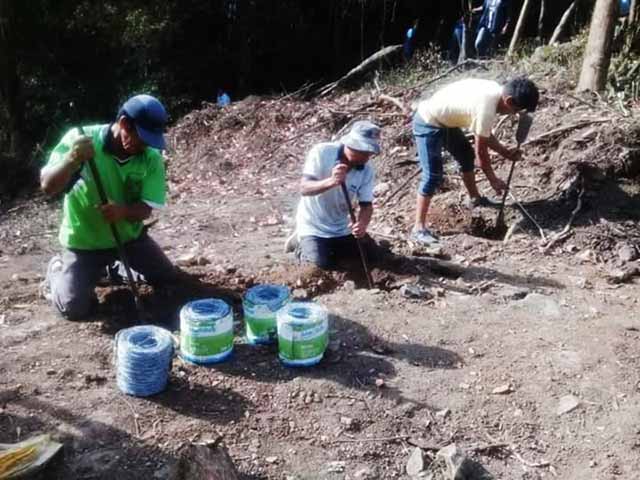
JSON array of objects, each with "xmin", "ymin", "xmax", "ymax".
[
  {"xmin": 150, "ymin": 377, "xmax": 252, "ymax": 422},
  {"xmin": 500, "ymin": 177, "xmax": 640, "ymax": 241},
  {"xmin": 4, "ymin": 396, "xmax": 176, "ymax": 480},
  {"xmin": 212, "ymin": 312, "xmax": 462, "ymax": 408}
]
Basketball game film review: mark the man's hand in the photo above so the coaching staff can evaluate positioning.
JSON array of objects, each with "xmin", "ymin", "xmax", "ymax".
[
  {"xmin": 67, "ymin": 136, "xmax": 94, "ymax": 170},
  {"xmin": 98, "ymin": 203, "xmax": 128, "ymax": 223},
  {"xmin": 330, "ymin": 164, "xmax": 349, "ymax": 187},
  {"xmin": 489, "ymin": 177, "xmax": 507, "ymax": 195},
  {"xmin": 350, "ymin": 220, "xmax": 367, "ymax": 238}
]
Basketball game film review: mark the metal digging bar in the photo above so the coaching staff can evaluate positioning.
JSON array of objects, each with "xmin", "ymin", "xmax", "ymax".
[
  {"xmin": 77, "ymin": 126, "xmax": 146, "ymax": 322},
  {"xmin": 340, "ymin": 183, "xmax": 374, "ymax": 289},
  {"xmin": 495, "ymin": 112, "xmax": 534, "ymax": 232}
]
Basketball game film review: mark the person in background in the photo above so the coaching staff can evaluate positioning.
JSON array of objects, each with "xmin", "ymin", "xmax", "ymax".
[
  {"xmin": 404, "ymin": 20, "xmax": 419, "ymax": 61},
  {"xmin": 475, "ymin": 0, "xmax": 511, "ymax": 58},
  {"xmin": 217, "ymin": 89, "xmax": 231, "ymax": 107}
]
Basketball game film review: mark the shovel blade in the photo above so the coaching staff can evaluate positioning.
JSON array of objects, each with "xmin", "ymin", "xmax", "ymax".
[{"xmin": 516, "ymin": 113, "xmax": 533, "ymax": 145}]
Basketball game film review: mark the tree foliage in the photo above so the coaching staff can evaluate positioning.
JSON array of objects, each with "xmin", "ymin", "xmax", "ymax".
[{"xmin": 0, "ymin": 0, "xmax": 600, "ymax": 195}]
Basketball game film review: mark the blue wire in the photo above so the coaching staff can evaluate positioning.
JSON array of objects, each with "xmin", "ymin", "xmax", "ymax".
[{"xmin": 115, "ymin": 325, "xmax": 174, "ymax": 397}]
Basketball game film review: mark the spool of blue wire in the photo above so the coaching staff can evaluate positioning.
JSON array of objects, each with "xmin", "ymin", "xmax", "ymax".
[{"xmin": 115, "ymin": 325, "xmax": 174, "ymax": 397}]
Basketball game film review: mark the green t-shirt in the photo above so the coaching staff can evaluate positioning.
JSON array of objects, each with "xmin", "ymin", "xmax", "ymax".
[{"xmin": 46, "ymin": 124, "xmax": 166, "ymax": 250}]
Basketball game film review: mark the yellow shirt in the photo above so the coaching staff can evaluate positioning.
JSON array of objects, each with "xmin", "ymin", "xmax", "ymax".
[{"xmin": 417, "ymin": 79, "xmax": 503, "ymax": 138}]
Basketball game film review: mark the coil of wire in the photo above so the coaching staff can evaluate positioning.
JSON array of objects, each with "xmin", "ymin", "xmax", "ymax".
[{"xmin": 115, "ymin": 325, "xmax": 174, "ymax": 397}]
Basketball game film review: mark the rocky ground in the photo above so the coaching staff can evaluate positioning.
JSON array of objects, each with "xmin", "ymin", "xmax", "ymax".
[{"xmin": 1, "ymin": 53, "xmax": 639, "ymax": 479}]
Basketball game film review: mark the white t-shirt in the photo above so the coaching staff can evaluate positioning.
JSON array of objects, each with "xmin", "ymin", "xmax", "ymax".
[
  {"xmin": 296, "ymin": 142, "xmax": 375, "ymax": 238},
  {"xmin": 417, "ymin": 79, "xmax": 503, "ymax": 138}
]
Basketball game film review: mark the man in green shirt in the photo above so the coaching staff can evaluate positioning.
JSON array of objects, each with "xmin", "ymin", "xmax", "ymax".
[{"xmin": 40, "ymin": 94, "xmax": 176, "ymax": 320}]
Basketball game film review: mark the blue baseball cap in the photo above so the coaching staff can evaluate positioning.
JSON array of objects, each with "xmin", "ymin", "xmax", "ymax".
[
  {"xmin": 118, "ymin": 94, "xmax": 168, "ymax": 150},
  {"xmin": 340, "ymin": 120, "xmax": 382, "ymax": 155}
]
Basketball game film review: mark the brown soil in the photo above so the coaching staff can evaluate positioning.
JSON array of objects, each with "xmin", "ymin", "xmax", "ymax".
[{"xmin": 1, "ymin": 61, "xmax": 640, "ymax": 480}]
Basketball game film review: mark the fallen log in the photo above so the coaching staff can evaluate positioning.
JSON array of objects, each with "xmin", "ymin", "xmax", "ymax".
[{"xmin": 318, "ymin": 45, "xmax": 403, "ymax": 97}]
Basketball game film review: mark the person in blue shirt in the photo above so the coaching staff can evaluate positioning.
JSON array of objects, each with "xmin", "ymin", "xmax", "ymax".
[
  {"xmin": 620, "ymin": 0, "xmax": 630, "ymax": 16},
  {"xmin": 404, "ymin": 20, "xmax": 419, "ymax": 61},
  {"xmin": 475, "ymin": 0, "xmax": 511, "ymax": 58},
  {"xmin": 217, "ymin": 89, "xmax": 231, "ymax": 107}
]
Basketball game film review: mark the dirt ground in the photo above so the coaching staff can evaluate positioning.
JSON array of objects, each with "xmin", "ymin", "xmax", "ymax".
[{"xmin": 1, "ymin": 60, "xmax": 640, "ymax": 479}]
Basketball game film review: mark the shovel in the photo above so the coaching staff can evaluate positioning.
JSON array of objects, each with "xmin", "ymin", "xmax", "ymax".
[
  {"xmin": 494, "ymin": 113, "xmax": 533, "ymax": 233},
  {"xmin": 340, "ymin": 183, "xmax": 374, "ymax": 289},
  {"xmin": 77, "ymin": 126, "xmax": 146, "ymax": 323}
]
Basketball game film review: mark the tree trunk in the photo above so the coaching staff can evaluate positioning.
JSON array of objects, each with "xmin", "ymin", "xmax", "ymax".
[
  {"xmin": 549, "ymin": 1, "xmax": 578, "ymax": 45},
  {"xmin": 538, "ymin": 0, "xmax": 546, "ymax": 41},
  {"xmin": 630, "ymin": 0, "xmax": 638, "ymax": 23},
  {"xmin": 576, "ymin": 0, "xmax": 618, "ymax": 92},
  {"xmin": 506, "ymin": 0, "xmax": 533, "ymax": 57}
]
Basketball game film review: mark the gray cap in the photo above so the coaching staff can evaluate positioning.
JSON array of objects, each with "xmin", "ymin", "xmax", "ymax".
[{"xmin": 340, "ymin": 120, "xmax": 382, "ymax": 154}]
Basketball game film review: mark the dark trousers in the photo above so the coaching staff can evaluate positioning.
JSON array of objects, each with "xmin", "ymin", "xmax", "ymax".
[
  {"xmin": 297, "ymin": 235, "xmax": 377, "ymax": 270},
  {"xmin": 49, "ymin": 233, "xmax": 175, "ymax": 320}
]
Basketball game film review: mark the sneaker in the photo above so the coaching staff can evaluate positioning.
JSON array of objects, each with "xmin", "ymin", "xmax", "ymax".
[
  {"xmin": 40, "ymin": 255, "xmax": 63, "ymax": 301},
  {"xmin": 467, "ymin": 196, "xmax": 500, "ymax": 209},
  {"xmin": 409, "ymin": 228, "xmax": 440, "ymax": 246}
]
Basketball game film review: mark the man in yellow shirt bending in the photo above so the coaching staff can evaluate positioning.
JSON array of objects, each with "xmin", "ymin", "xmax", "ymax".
[{"xmin": 410, "ymin": 77, "xmax": 539, "ymax": 245}]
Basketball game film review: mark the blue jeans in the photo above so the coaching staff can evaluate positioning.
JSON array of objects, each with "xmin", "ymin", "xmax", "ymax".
[
  {"xmin": 412, "ymin": 113, "xmax": 475, "ymax": 197},
  {"xmin": 475, "ymin": 26, "xmax": 496, "ymax": 57}
]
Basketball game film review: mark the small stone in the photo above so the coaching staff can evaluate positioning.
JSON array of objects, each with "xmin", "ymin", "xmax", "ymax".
[
  {"xmin": 435, "ymin": 408, "xmax": 450, "ymax": 419},
  {"xmin": 342, "ymin": 280, "xmax": 356, "ymax": 292},
  {"xmin": 340, "ymin": 416, "xmax": 355, "ymax": 429},
  {"xmin": 196, "ymin": 255, "xmax": 210, "ymax": 266},
  {"xmin": 406, "ymin": 447, "xmax": 426, "ymax": 477},
  {"xmin": 176, "ymin": 253, "xmax": 198, "ymax": 267},
  {"xmin": 618, "ymin": 243, "xmax": 638, "ymax": 263},
  {"xmin": 375, "ymin": 378, "xmax": 385, "ymax": 388},
  {"xmin": 265, "ymin": 456, "xmax": 278, "ymax": 464},
  {"xmin": 400, "ymin": 284, "xmax": 433, "ymax": 300},
  {"xmin": 374, "ymin": 182, "xmax": 391, "ymax": 196},
  {"xmin": 492, "ymin": 384, "xmax": 514, "ymax": 395},
  {"xmin": 292, "ymin": 288, "xmax": 309, "ymax": 299},
  {"xmin": 326, "ymin": 461, "xmax": 346, "ymax": 473},
  {"xmin": 557, "ymin": 395, "xmax": 581, "ymax": 415},
  {"xmin": 354, "ymin": 466, "xmax": 377, "ymax": 480},
  {"xmin": 459, "ymin": 383, "xmax": 471, "ymax": 390}
]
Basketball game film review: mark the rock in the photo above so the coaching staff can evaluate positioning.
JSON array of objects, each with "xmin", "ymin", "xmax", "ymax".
[
  {"xmin": 196, "ymin": 255, "xmax": 211, "ymax": 266},
  {"xmin": 340, "ymin": 416, "xmax": 355, "ymax": 429},
  {"xmin": 176, "ymin": 253, "xmax": 198, "ymax": 267},
  {"xmin": 557, "ymin": 395, "xmax": 581, "ymax": 415},
  {"xmin": 575, "ymin": 249, "xmax": 595, "ymax": 263},
  {"xmin": 492, "ymin": 384, "xmax": 514, "ymax": 395},
  {"xmin": 406, "ymin": 447, "xmax": 426, "ymax": 477},
  {"xmin": 375, "ymin": 378, "xmax": 385, "ymax": 388},
  {"xmin": 326, "ymin": 461, "xmax": 346, "ymax": 473},
  {"xmin": 618, "ymin": 243, "xmax": 638, "ymax": 263},
  {"xmin": 517, "ymin": 293, "xmax": 561, "ymax": 319},
  {"xmin": 265, "ymin": 456, "xmax": 278, "ymax": 464},
  {"xmin": 400, "ymin": 284, "xmax": 433, "ymax": 300},
  {"xmin": 342, "ymin": 280, "xmax": 356, "ymax": 292},
  {"xmin": 292, "ymin": 288, "xmax": 309, "ymax": 299},
  {"xmin": 169, "ymin": 439, "xmax": 240, "ymax": 480},
  {"xmin": 494, "ymin": 286, "xmax": 529, "ymax": 301},
  {"xmin": 430, "ymin": 444, "xmax": 484, "ymax": 480},
  {"xmin": 354, "ymin": 466, "xmax": 377, "ymax": 479},
  {"xmin": 374, "ymin": 182, "xmax": 391, "ymax": 196},
  {"xmin": 435, "ymin": 408, "xmax": 450, "ymax": 419}
]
